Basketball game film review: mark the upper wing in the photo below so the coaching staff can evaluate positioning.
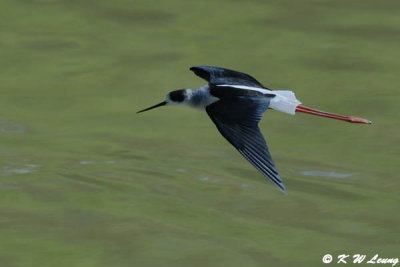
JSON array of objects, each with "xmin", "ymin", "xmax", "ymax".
[
  {"xmin": 205, "ymin": 97, "xmax": 286, "ymax": 194},
  {"xmin": 190, "ymin": 66, "xmax": 267, "ymax": 89}
]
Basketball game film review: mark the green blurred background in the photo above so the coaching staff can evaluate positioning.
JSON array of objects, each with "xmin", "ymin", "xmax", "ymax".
[{"xmin": 0, "ymin": 0, "xmax": 399, "ymax": 266}]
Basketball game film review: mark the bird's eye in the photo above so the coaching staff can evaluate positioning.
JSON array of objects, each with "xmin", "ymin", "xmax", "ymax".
[{"xmin": 169, "ymin": 89, "xmax": 186, "ymax": 102}]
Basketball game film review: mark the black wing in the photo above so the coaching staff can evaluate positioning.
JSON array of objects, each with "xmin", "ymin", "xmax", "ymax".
[
  {"xmin": 190, "ymin": 65, "xmax": 267, "ymax": 89},
  {"xmin": 205, "ymin": 96, "xmax": 286, "ymax": 194}
]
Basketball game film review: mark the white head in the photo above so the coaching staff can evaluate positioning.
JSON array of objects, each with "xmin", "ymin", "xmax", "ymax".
[
  {"xmin": 166, "ymin": 89, "xmax": 193, "ymax": 105},
  {"xmin": 137, "ymin": 89, "xmax": 192, "ymax": 113}
]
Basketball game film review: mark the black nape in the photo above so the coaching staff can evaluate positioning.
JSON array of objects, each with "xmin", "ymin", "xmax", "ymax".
[{"xmin": 169, "ymin": 89, "xmax": 186, "ymax": 102}]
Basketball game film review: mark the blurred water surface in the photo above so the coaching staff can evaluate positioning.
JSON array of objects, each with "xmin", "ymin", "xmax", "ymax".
[{"xmin": 0, "ymin": 0, "xmax": 399, "ymax": 266}]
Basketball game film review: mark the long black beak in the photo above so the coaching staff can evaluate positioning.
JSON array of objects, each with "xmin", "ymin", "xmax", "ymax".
[{"xmin": 137, "ymin": 101, "xmax": 167, "ymax": 113}]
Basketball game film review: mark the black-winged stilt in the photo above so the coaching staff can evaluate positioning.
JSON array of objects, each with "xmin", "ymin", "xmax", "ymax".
[{"xmin": 137, "ymin": 66, "xmax": 371, "ymax": 194}]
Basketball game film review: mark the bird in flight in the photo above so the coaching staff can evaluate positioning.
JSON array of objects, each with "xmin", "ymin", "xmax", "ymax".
[{"xmin": 137, "ymin": 66, "xmax": 371, "ymax": 194}]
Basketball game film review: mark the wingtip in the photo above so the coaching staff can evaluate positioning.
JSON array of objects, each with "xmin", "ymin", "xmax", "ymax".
[
  {"xmin": 189, "ymin": 65, "xmax": 206, "ymax": 72},
  {"xmin": 278, "ymin": 184, "xmax": 288, "ymax": 196}
]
